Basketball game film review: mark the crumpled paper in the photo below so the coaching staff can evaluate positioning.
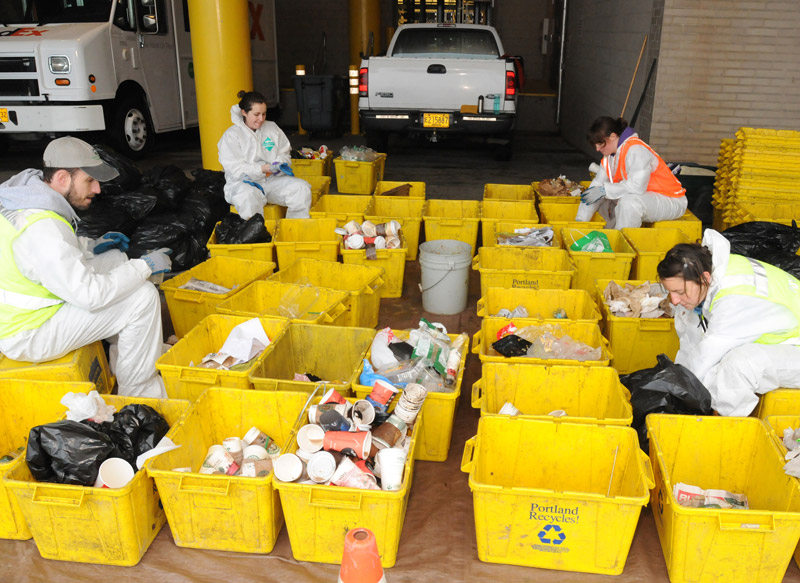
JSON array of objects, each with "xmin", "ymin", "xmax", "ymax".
[
  {"xmin": 603, "ymin": 281, "xmax": 673, "ymax": 318},
  {"xmin": 61, "ymin": 390, "xmax": 116, "ymax": 423},
  {"xmin": 538, "ymin": 175, "xmax": 584, "ymax": 197},
  {"xmin": 198, "ymin": 318, "xmax": 271, "ymax": 370}
]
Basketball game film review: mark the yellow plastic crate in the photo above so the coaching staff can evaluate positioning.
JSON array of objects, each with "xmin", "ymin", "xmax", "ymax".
[
  {"xmin": 487, "ymin": 219, "xmax": 552, "ymax": 248},
  {"xmin": 291, "ymin": 155, "xmax": 333, "ymax": 178},
  {"xmin": 644, "ymin": 209, "xmax": 703, "ymax": 243},
  {"xmin": 249, "ymin": 323, "xmax": 375, "ymax": 394},
  {"xmin": 156, "ymin": 315, "xmax": 290, "ymax": 401},
  {"xmin": 476, "ymin": 287, "xmax": 601, "ymax": 324},
  {"xmin": 471, "ymin": 247, "xmax": 575, "ymax": 298},
  {"xmin": 309, "ymin": 194, "xmax": 372, "ymax": 228},
  {"xmin": 351, "ymin": 329, "xmax": 469, "ymax": 462},
  {"xmin": 305, "ymin": 175, "xmax": 332, "ymax": 206},
  {"xmin": 145, "ymin": 388, "xmax": 310, "ymax": 554},
  {"xmin": 373, "ymin": 179, "xmax": 424, "ymax": 199},
  {"xmin": 334, "ymin": 154, "xmax": 387, "ymax": 194},
  {"xmin": 274, "ymin": 397, "xmax": 421, "ymax": 567},
  {"xmin": 462, "ymin": 416, "xmax": 652, "ymax": 574},
  {"xmin": 206, "ymin": 219, "xmax": 277, "ymax": 265},
  {"xmin": 647, "ymin": 414, "xmax": 800, "ymax": 583},
  {"xmin": 472, "ymin": 363, "xmax": 632, "ymax": 425},
  {"xmin": 4, "ymin": 394, "xmax": 189, "ymax": 565},
  {"xmin": 596, "ymin": 279, "xmax": 679, "ymax": 374},
  {"xmin": 230, "ymin": 203, "xmax": 285, "ymax": 220},
  {"xmin": 533, "ymin": 180, "xmax": 592, "ymax": 203},
  {"xmin": 161, "ymin": 256, "xmax": 275, "ymax": 338},
  {"xmin": 538, "ymin": 201, "xmax": 605, "ymax": 230},
  {"xmin": 0, "ymin": 379, "xmax": 93, "ymax": 541},
  {"xmin": 755, "ymin": 389, "xmax": 800, "ymax": 420},
  {"xmin": 422, "ymin": 199, "xmax": 481, "ymax": 255},
  {"xmin": 479, "ymin": 199, "xmax": 538, "ymax": 247},
  {"xmin": 341, "ymin": 245, "xmax": 407, "ymax": 298},
  {"xmin": 365, "ymin": 197, "xmax": 426, "ymax": 260},
  {"xmin": 268, "ymin": 258, "xmax": 384, "ymax": 328},
  {"xmin": 273, "ymin": 218, "xmax": 339, "ymax": 268},
  {"xmin": 482, "ymin": 183, "xmax": 534, "ymax": 201},
  {"xmin": 562, "ymin": 228, "xmax": 636, "ymax": 294},
  {"xmin": 765, "ymin": 412, "xmax": 800, "ymax": 567},
  {"xmin": 216, "ymin": 280, "xmax": 350, "ymax": 326},
  {"xmin": 0, "ymin": 341, "xmax": 113, "ymax": 394},
  {"xmin": 621, "ymin": 228, "xmax": 690, "ymax": 281}
]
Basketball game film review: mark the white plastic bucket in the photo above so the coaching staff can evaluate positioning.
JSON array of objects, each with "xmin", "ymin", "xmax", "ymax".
[{"xmin": 418, "ymin": 239, "xmax": 472, "ymax": 315}]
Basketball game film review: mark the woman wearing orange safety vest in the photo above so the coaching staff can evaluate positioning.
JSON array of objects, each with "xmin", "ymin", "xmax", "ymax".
[{"xmin": 575, "ymin": 116, "xmax": 688, "ymax": 229}]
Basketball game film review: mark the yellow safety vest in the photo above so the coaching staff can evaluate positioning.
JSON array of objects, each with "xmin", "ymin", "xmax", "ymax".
[
  {"xmin": 710, "ymin": 254, "xmax": 800, "ymax": 344},
  {"xmin": 0, "ymin": 209, "xmax": 68, "ymax": 339}
]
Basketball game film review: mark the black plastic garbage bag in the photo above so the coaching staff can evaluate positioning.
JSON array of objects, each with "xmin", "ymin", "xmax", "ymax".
[
  {"xmin": 142, "ymin": 165, "xmax": 190, "ymax": 212},
  {"xmin": 722, "ymin": 221, "xmax": 800, "ymax": 279},
  {"xmin": 86, "ymin": 405, "xmax": 170, "ymax": 468},
  {"xmin": 620, "ymin": 354, "xmax": 714, "ymax": 453},
  {"xmin": 93, "ymin": 144, "xmax": 141, "ymax": 191},
  {"xmin": 492, "ymin": 334, "xmax": 532, "ymax": 357},
  {"xmin": 109, "ymin": 186, "xmax": 159, "ymax": 221},
  {"xmin": 76, "ymin": 197, "xmax": 139, "ymax": 239},
  {"xmin": 215, "ymin": 213, "xmax": 271, "ymax": 244},
  {"xmin": 26, "ymin": 420, "xmax": 115, "ymax": 486}
]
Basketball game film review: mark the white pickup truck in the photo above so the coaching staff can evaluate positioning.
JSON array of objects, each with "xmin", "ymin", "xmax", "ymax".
[{"xmin": 358, "ymin": 23, "xmax": 519, "ymax": 160}]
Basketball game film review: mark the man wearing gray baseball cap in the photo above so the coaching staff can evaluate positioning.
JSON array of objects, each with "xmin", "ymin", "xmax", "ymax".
[{"xmin": 0, "ymin": 136, "xmax": 172, "ymax": 398}]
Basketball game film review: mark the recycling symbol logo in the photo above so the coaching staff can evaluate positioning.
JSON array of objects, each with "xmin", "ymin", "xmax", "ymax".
[{"xmin": 537, "ymin": 523, "xmax": 566, "ymax": 545}]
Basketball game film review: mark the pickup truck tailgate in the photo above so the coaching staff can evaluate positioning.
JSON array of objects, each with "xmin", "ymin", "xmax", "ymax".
[{"xmin": 366, "ymin": 57, "xmax": 509, "ymax": 111}]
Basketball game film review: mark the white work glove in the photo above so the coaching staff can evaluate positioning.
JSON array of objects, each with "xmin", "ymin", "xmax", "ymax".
[
  {"xmin": 580, "ymin": 185, "xmax": 606, "ymax": 206},
  {"xmin": 141, "ymin": 248, "xmax": 172, "ymax": 275}
]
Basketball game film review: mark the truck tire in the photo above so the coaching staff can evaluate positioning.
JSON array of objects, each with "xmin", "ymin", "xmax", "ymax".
[{"xmin": 109, "ymin": 95, "xmax": 152, "ymax": 159}]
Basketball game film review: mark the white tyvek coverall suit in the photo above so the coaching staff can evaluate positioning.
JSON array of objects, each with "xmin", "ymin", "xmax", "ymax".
[
  {"xmin": 218, "ymin": 105, "xmax": 311, "ymax": 220},
  {"xmin": 673, "ymin": 230, "xmax": 800, "ymax": 416},
  {"xmin": 0, "ymin": 170, "xmax": 166, "ymax": 398},
  {"xmin": 575, "ymin": 132, "xmax": 687, "ymax": 228}
]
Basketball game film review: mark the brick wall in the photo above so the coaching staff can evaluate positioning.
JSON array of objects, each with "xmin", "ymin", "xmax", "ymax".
[{"xmin": 649, "ymin": 0, "xmax": 800, "ymax": 165}]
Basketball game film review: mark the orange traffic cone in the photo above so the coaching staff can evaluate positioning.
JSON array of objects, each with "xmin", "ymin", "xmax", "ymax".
[{"xmin": 338, "ymin": 528, "xmax": 387, "ymax": 583}]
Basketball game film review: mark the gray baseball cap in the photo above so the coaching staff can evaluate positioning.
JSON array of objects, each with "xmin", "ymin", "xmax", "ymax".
[{"xmin": 42, "ymin": 136, "xmax": 120, "ymax": 182}]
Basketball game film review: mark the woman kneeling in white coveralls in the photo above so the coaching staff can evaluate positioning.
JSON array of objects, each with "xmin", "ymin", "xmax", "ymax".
[
  {"xmin": 218, "ymin": 90, "xmax": 311, "ymax": 220},
  {"xmin": 658, "ymin": 229, "xmax": 800, "ymax": 416},
  {"xmin": 576, "ymin": 116, "xmax": 688, "ymax": 229}
]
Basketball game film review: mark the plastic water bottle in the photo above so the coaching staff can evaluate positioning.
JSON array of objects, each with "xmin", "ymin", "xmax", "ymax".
[{"xmin": 493, "ymin": 94, "xmax": 500, "ymax": 114}]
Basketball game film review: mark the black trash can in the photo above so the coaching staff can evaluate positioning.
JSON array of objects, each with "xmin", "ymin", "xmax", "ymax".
[
  {"xmin": 674, "ymin": 162, "xmax": 717, "ymax": 227},
  {"xmin": 293, "ymin": 74, "xmax": 347, "ymax": 133}
]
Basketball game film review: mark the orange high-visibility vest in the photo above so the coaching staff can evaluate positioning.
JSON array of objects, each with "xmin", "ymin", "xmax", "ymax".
[{"xmin": 602, "ymin": 136, "xmax": 686, "ymax": 198}]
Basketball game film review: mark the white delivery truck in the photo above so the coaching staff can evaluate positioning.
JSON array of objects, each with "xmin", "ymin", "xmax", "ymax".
[
  {"xmin": 358, "ymin": 23, "xmax": 519, "ymax": 160},
  {"xmin": 0, "ymin": 0, "xmax": 279, "ymax": 158}
]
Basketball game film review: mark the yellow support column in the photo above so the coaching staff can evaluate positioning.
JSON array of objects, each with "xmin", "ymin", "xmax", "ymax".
[
  {"xmin": 187, "ymin": 0, "xmax": 253, "ymax": 170},
  {"xmin": 349, "ymin": 66, "xmax": 359, "ymax": 135}
]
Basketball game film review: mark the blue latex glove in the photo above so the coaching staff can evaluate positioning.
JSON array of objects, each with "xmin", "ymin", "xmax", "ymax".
[
  {"xmin": 242, "ymin": 178, "xmax": 266, "ymax": 194},
  {"xmin": 278, "ymin": 162, "xmax": 294, "ymax": 176},
  {"xmin": 141, "ymin": 248, "xmax": 172, "ymax": 275},
  {"xmin": 93, "ymin": 231, "xmax": 130, "ymax": 254},
  {"xmin": 267, "ymin": 161, "xmax": 294, "ymax": 177},
  {"xmin": 580, "ymin": 185, "xmax": 606, "ymax": 205}
]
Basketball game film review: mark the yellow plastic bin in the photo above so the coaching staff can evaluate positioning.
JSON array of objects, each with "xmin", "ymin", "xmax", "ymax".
[
  {"xmin": 274, "ymin": 397, "xmax": 421, "ymax": 567},
  {"xmin": 365, "ymin": 197, "xmax": 426, "ymax": 260},
  {"xmin": 596, "ymin": 278, "xmax": 679, "ymax": 374},
  {"xmin": 305, "ymin": 175, "xmax": 332, "ymax": 207},
  {"xmin": 230, "ymin": 203, "xmax": 285, "ymax": 221},
  {"xmin": 461, "ymin": 416, "xmax": 653, "ymax": 574},
  {"xmin": 562, "ymin": 228, "xmax": 636, "ymax": 293},
  {"xmin": 267, "ymin": 258, "xmax": 384, "ymax": 328},
  {"xmin": 621, "ymin": 227, "xmax": 690, "ymax": 281},
  {"xmin": 645, "ymin": 209, "xmax": 703, "ymax": 242},
  {"xmin": 206, "ymin": 219, "xmax": 278, "ymax": 264},
  {"xmin": 755, "ymin": 389, "xmax": 800, "ymax": 420},
  {"xmin": 482, "ymin": 183, "xmax": 534, "ymax": 201},
  {"xmin": 274, "ymin": 218, "xmax": 339, "ymax": 268},
  {"xmin": 480, "ymin": 199, "xmax": 538, "ymax": 247},
  {"xmin": 471, "ymin": 317, "xmax": 612, "ymax": 367},
  {"xmin": 309, "ymin": 194, "xmax": 373, "ymax": 228},
  {"xmin": 291, "ymin": 155, "xmax": 333, "ymax": 178},
  {"xmin": 0, "ymin": 341, "xmax": 113, "ymax": 393},
  {"xmin": 334, "ymin": 154, "xmax": 387, "ymax": 194},
  {"xmin": 216, "ymin": 280, "xmax": 350, "ymax": 326},
  {"xmin": 472, "ymin": 247, "xmax": 575, "ymax": 298},
  {"xmin": 422, "ymin": 199, "xmax": 481, "ymax": 255},
  {"xmin": 765, "ymin": 414, "xmax": 800, "ymax": 569},
  {"xmin": 486, "ymin": 219, "xmax": 550, "ymax": 248},
  {"xmin": 472, "ymin": 363, "xmax": 631, "ymax": 424},
  {"xmin": 533, "ymin": 180, "xmax": 592, "ymax": 203},
  {"xmin": 477, "ymin": 287, "xmax": 601, "ymax": 324},
  {"xmin": 145, "ymin": 388, "xmax": 310, "ymax": 554},
  {"xmin": 161, "ymin": 256, "xmax": 275, "ymax": 338},
  {"xmin": 373, "ymin": 179, "xmax": 424, "ymax": 199},
  {"xmin": 647, "ymin": 414, "xmax": 800, "ymax": 583},
  {"xmin": 351, "ymin": 329, "xmax": 469, "ymax": 462},
  {"xmin": 156, "ymin": 315, "xmax": 290, "ymax": 401},
  {"xmin": 4, "ymin": 393, "xmax": 189, "ymax": 565},
  {"xmin": 539, "ymin": 200, "xmax": 605, "ymax": 231},
  {"xmin": 249, "ymin": 323, "xmax": 375, "ymax": 394},
  {"xmin": 0, "ymin": 379, "xmax": 93, "ymax": 541},
  {"xmin": 341, "ymin": 244, "xmax": 407, "ymax": 299}
]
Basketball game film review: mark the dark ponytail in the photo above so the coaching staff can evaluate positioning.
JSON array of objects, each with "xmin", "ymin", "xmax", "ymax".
[
  {"xmin": 587, "ymin": 116, "xmax": 628, "ymax": 145},
  {"xmin": 657, "ymin": 243, "xmax": 713, "ymax": 292},
  {"xmin": 237, "ymin": 90, "xmax": 267, "ymax": 113}
]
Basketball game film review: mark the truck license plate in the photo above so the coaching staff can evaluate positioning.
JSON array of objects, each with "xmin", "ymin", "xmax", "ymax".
[
  {"xmin": 0, "ymin": 108, "xmax": 8, "ymax": 123},
  {"xmin": 423, "ymin": 113, "xmax": 449, "ymax": 128}
]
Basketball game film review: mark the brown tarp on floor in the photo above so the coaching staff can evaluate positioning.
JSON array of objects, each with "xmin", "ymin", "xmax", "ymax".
[{"xmin": 4, "ymin": 262, "xmax": 800, "ymax": 582}]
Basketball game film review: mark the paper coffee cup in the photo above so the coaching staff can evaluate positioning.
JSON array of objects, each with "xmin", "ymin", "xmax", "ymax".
[
  {"xmin": 223, "ymin": 437, "xmax": 244, "ymax": 466},
  {"xmin": 297, "ymin": 424, "xmax": 326, "ymax": 453},
  {"xmin": 306, "ymin": 451, "xmax": 337, "ymax": 483},
  {"xmin": 344, "ymin": 233, "xmax": 365, "ymax": 249},
  {"xmin": 321, "ymin": 387, "xmax": 347, "ymax": 405},
  {"xmin": 94, "ymin": 457, "xmax": 135, "ymax": 489},
  {"xmin": 243, "ymin": 444, "xmax": 269, "ymax": 461},
  {"xmin": 350, "ymin": 400, "xmax": 376, "ymax": 425},
  {"xmin": 323, "ymin": 430, "xmax": 372, "ymax": 460},
  {"xmin": 273, "ymin": 453, "xmax": 304, "ymax": 482},
  {"xmin": 498, "ymin": 401, "xmax": 521, "ymax": 416},
  {"xmin": 329, "ymin": 456, "xmax": 379, "ymax": 490},
  {"xmin": 376, "ymin": 447, "xmax": 406, "ymax": 491},
  {"xmin": 361, "ymin": 220, "xmax": 377, "ymax": 237},
  {"xmin": 243, "ymin": 426, "xmax": 269, "ymax": 447},
  {"xmin": 343, "ymin": 219, "xmax": 361, "ymax": 235},
  {"xmin": 373, "ymin": 236, "xmax": 386, "ymax": 249},
  {"xmin": 241, "ymin": 458, "xmax": 273, "ymax": 478}
]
